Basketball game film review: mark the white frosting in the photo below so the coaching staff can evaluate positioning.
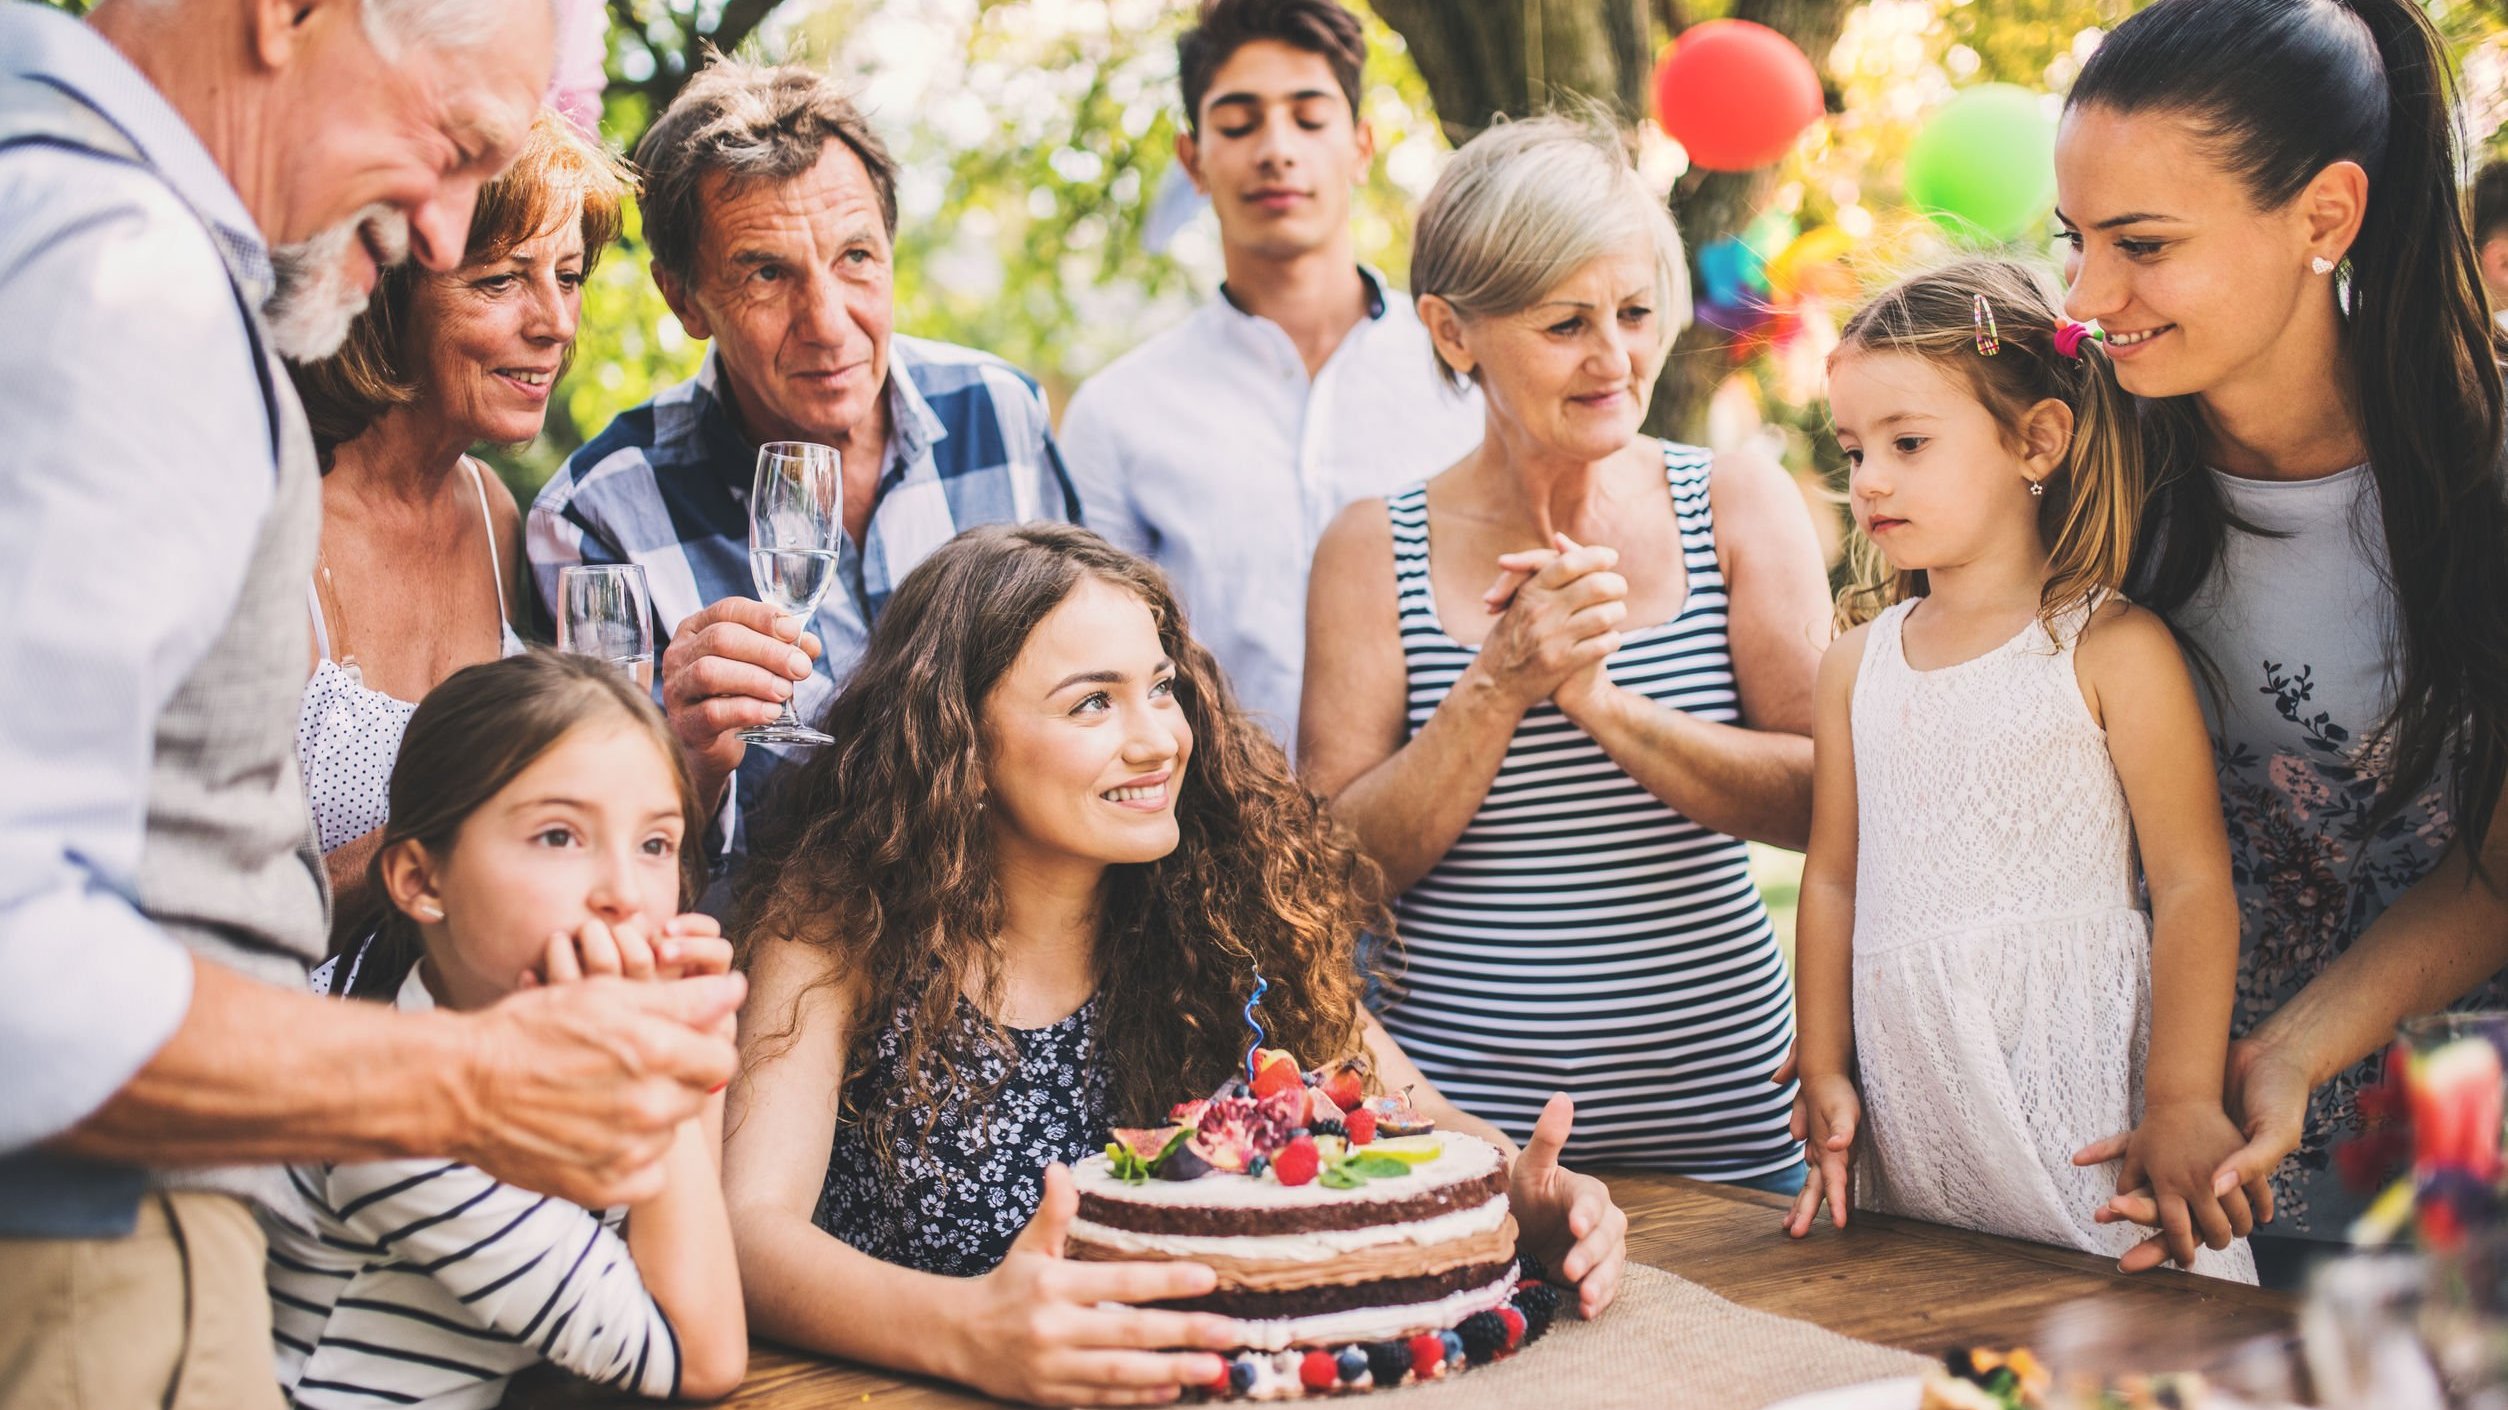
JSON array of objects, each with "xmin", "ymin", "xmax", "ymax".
[
  {"xmin": 1069, "ymin": 1193, "xmax": 1510, "ymax": 1262},
  {"xmin": 1227, "ymin": 1269, "xmax": 1519, "ymax": 1352},
  {"xmin": 1072, "ymin": 1133, "xmax": 1500, "ymax": 1211}
]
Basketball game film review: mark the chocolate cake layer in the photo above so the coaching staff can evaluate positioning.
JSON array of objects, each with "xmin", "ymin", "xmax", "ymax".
[
  {"xmin": 1137, "ymin": 1257, "xmax": 1516, "ymax": 1319},
  {"xmin": 1076, "ymin": 1166, "xmax": 1508, "ymax": 1237}
]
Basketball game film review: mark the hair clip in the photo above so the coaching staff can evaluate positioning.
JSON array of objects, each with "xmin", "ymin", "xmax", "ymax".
[
  {"xmin": 1972, "ymin": 294, "xmax": 2000, "ymax": 356},
  {"xmin": 2053, "ymin": 320, "xmax": 2104, "ymax": 359}
]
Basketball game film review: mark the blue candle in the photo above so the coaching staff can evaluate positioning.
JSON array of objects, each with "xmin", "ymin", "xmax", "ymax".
[{"xmin": 1242, "ymin": 971, "xmax": 1270, "ymax": 1085}]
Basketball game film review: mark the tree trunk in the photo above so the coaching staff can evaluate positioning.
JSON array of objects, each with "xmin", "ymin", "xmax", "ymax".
[
  {"xmin": 1372, "ymin": 0, "xmax": 1653, "ymax": 137},
  {"xmin": 1373, "ymin": 0, "xmax": 1851, "ymax": 441}
]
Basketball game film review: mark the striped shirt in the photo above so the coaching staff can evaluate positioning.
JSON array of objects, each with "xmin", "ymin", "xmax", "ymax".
[
  {"xmin": 261, "ymin": 968, "xmax": 682, "ymax": 1408},
  {"xmin": 526, "ymin": 338, "xmax": 1081, "ymax": 873},
  {"xmin": 1375, "ymin": 444, "xmax": 1803, "ymax": 1178}
]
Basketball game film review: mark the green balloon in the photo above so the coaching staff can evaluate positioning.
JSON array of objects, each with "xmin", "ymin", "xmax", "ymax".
[{"xmin": 1905, "ymin": 84, "xmax": 2058, "ymax": 245}]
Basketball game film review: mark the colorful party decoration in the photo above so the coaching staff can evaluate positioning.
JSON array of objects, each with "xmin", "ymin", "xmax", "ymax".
[
  {"xmin": 1904, "ymin": 84, "xmax": 2059, "ymax": 245},
  {"xmin": 1765, "ymin": 225, "xmax": 1856, "ymax": 302},
  {"xmin": 1651, "ymin": 21, "xmax": 1825, "ymax": 172}
]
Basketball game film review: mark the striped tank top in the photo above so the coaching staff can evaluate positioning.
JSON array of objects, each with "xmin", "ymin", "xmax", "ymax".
[{"xmin": 1377, "ymin": 443, "xmax": 1802, "ymax": 1178}]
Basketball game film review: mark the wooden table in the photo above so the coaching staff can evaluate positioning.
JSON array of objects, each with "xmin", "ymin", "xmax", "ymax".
[{"xmin": 510, "ymin": 1174, "xmax": 2298, "ymax": 1408}]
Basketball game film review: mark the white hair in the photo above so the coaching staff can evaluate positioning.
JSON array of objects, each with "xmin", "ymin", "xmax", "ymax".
[
  {"xmin": 126, "ymin": 0, "xmax": 559, "ymax": 60},
  {"xmin": 264, "ymin": 205, "xmax": 409, "ymax": 361},
  {"xmin": 359, "ymin": 0, "xmax": 561, "ymax": 60},
  {"xmin": 1409, "ymin": 114, "xmax": 1693, "ymax": 388}
]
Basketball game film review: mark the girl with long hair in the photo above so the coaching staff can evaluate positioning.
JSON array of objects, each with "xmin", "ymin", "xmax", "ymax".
[
  {"xmin": 2054, "ymin": 0, "xmax": 2508, "ymax": 1285},
  {"xmin": 720, "ymin": 523, "xmax": 1625, "ymax": 1408},
  {"xmin": 1786, "ymin": 260, "xmax": 2253, "ymax": 1282},
  {"xmin": 268, "ymin": 652, "xmax": 747, "ymax": 1406}
]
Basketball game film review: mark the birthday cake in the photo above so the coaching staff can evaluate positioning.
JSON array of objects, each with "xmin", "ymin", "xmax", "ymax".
[{"xmin": 1068, "ymin": 1050, "xmax": 1560, "ymax": 1399}]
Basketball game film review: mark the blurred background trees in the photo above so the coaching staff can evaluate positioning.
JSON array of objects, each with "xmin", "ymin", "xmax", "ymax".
[{"xmin": 38, "ymin": 0, "xmax": 2508, "ymax": 509}]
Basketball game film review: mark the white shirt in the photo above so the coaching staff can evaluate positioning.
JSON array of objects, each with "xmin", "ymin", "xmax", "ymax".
[
  {"xmin": 1060, "ymin": 268, "xmax": 1484, "ymax": 746},
  {"xmin": 0, "ymin": 2, "xmax": 276, "ymax": 1158}
]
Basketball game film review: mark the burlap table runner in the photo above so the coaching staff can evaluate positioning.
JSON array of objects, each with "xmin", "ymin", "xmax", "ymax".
[{"xmin": 1393, "ymin": 1264, "xmax": 1931, "ymax": 1410}]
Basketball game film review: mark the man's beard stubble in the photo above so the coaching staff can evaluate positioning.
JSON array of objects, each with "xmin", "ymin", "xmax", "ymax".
[{"xmin": 264, "ymin": 205, "xmax": 411, "ymax": 362}]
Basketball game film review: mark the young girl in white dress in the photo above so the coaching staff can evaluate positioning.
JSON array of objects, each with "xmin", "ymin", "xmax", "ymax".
[{"xmin": 1786, "ymin": 260, "xmax": 2254, "ymax": 1281}]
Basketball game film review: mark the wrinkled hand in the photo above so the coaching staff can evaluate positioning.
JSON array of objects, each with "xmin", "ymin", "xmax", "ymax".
[
  {"xmin": 1784, "ymin": 1073, "xmax": 1860, "ymax": 1239},
  {"xmin": 1507, "ymin": 1093, "xmax": 1627, "ymax": 1318},
  {"xmin": 952, "ymin": 1164, "xmax": 1240, "ymax": 1406},
  {"xmin": 453, "ymin": 971, "xmax": 745, "ymax": 1209},
  {"xmin": 2073, "ymin": 1037, "xmax": 2305, "ymax": 1272},
  {"xmin": 1469, "ymin": 535, "xmax": 1627, "ymax": 716},
  {"xmin": 1485, "ymin": 534, "xmax": 1626, "ymax": 721},
  {"xmin": 660, "ymin": 597, "xmax": 822, "ymax": 812}
]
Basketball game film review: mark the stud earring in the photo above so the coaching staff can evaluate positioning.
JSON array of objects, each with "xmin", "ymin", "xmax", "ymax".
[
  {"xmin": 414, "ymin": 902, "xmax": 444, "ymax": 921},
  {"xmin": 2310, "ymin": 256, "xmax": 2336, "ymax": 275}
]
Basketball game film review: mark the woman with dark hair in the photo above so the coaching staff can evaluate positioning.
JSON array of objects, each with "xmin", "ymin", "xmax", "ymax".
[
  {"xmin": 719, "ymin": 523, "xmax": 1625, "ymax": 1407},
  {"xmin": 2051, "ymin": 0, "xmax": 2508, "ymax": 1284}
]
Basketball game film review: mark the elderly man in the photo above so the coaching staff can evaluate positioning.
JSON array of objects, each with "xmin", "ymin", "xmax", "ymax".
[
  {"xmin": 0, "ymin": 3, "xmax": 742, "ymax": 1404},
  {"xmin": 530, "ymin": 58, "xmax": 1079, "ymax": 885}
]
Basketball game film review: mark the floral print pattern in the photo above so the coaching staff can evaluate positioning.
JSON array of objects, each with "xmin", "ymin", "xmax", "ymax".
[
  {"xmin": 815, "ymin": 993, "xmax": 1112, "ymax": 1277},
  {"xmin": 2219, "ymin": 659, "xmax": 2499, "ymax": 1233}
]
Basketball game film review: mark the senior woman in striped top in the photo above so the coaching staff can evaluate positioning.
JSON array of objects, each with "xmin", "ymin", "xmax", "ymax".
[{"xmin": 1301, "ymin": 116, "xmax": 1831, "ymax": 1191}]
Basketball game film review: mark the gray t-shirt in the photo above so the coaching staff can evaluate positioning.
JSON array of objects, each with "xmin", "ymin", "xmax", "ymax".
[{"xmin": 2174, "ymin": 464, "xmax": 2502, "ymax": 1240}]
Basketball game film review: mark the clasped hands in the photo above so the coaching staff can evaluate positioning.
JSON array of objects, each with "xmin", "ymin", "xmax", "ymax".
[{"xmin": 1474, "ymin": 532, "xmax": 1628, "ymax": 721}]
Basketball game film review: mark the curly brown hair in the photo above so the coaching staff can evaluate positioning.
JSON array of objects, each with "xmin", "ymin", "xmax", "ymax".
[{"xmin": 733, "ymin": 523, "xmax": 1389, "ymax": 1161}]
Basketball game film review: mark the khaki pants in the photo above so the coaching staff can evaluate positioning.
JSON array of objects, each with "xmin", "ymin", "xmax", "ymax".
[{"xmin": 0, "ymin": 1191, "xmax": 285, "ymax": 1410}]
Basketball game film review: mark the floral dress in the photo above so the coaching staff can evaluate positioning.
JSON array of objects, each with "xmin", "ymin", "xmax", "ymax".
[
  {"xmin": 814, "ymin": 991, "xmax": 1113, "ymax": 1276},
  {"xmin": 2175, "ymin": 466, "xmax": 2507, "ymax": 1239}
]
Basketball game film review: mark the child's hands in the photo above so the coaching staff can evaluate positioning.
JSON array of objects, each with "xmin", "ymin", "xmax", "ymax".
[
  {"xmin": 2091, "ymin": 1100, "xmax": 2250, "ymax": 1269},
  {"xmin": 520, "ymin": 915, "xmax": 728, "ymax": 985},
  {"xmin": 521, "ymin": 916, "xmax": 738, "ymax": 1043},
  {"xmin": 1783, "ymin": 1073, "xmax": 1861, "ymax": 1239}
]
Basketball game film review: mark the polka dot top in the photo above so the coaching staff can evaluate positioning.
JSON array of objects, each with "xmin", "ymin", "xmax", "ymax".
[{"xmin": 296, "ymin": 459, "xmax": 526, "ymax": 853}]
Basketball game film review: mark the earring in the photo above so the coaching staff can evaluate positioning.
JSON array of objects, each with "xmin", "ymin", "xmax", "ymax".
[
  {"xmin": 2310, "ymin": 256, "xmax": 2336, "ymax": 275},
  {"xmin": 2027, "ymin": 481, "xmax": 2045, "ymax": 497},
  {"xmin": 413, "ymin": 902, "xmax": 444, "ymax": 921}
]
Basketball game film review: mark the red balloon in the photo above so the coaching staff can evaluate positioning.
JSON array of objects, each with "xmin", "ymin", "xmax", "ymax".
[{"xmin": 1652, "ymin": 20, "xmax": 1824, "ymax": 172}]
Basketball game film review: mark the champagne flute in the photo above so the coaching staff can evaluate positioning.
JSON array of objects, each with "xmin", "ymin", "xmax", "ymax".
[
  {"xmin": 555, "ymin": 563, "xmax": 654, "ymax": 690},
  {"xmin": 740, "ymin": 441, "xmax": 841, "ymax": 746}
]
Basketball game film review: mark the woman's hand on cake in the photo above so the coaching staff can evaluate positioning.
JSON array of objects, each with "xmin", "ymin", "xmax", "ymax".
[
  {"xmin": 948, "ymin": 1163, "xmax": 1239, "ymax": 1406},
  {"xmin": 1782, "ymin": 1074, "xmax": 1860, "ymax": 1240},
  {"xmin": 1507, "ymin": 1093, "xmax": 1627, "ymax": 1319}
]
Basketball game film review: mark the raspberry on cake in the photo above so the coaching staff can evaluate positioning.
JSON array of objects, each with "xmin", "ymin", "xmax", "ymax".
[{"xmin": 1066, "ymin": 1054, "xmax": 1555, "ymax": 1399}]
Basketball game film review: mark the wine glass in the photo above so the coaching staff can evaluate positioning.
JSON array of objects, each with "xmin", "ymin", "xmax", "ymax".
[
  {"xmin": 555, "ymin": 563, "xmax": 654, "ymax": 690},
  {"xmin": 740, "ymin": 441, "xmax": 840, "ymax": 746}
]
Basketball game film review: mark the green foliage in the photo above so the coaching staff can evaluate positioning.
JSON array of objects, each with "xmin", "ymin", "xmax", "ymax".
[{"xmin": 36, "ymin": 0, "xmax": 2508, "ymax": 504}]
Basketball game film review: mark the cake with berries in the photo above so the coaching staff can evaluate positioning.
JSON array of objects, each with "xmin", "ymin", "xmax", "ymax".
[{"xmin": 1067, "ymin": 1051, "xmax": 1560, "ymax": 1399}]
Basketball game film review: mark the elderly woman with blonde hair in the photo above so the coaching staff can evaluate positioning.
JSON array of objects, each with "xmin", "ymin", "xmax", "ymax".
[
  {"xmin": 1301, "ymin": 115, "xmax": 1833, "ymax": 1188},
  {"xmin": 290, "ymin": 109, "xmax": 633, "ymax": 941}
]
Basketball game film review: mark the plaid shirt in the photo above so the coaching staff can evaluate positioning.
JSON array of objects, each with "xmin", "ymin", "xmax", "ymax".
[{"xmin": 528, "ymin": 335, "xmax": 1080, "ymax": 876}]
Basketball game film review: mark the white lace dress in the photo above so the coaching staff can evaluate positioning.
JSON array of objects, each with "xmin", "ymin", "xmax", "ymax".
[{"xmin": 1848, "ymin": 599, "xmax": 2254, "ymax": 1281}]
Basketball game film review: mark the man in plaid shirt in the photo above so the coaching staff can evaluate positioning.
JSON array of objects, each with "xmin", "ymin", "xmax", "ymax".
[{"xmin": 530, "ymin": 59, "xmax": 1078, "ymax": 882}]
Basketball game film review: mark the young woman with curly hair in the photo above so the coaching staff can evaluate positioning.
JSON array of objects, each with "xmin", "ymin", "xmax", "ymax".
[{"xmin": 718, "ymin": 523, "xmax": 1624, "ymax": 1408}]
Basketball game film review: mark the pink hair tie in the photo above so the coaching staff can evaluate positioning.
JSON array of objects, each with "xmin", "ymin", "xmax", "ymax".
[{"xmin": 2054, "ymin": 321, "xmax": 2104, "ymax": 359}]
